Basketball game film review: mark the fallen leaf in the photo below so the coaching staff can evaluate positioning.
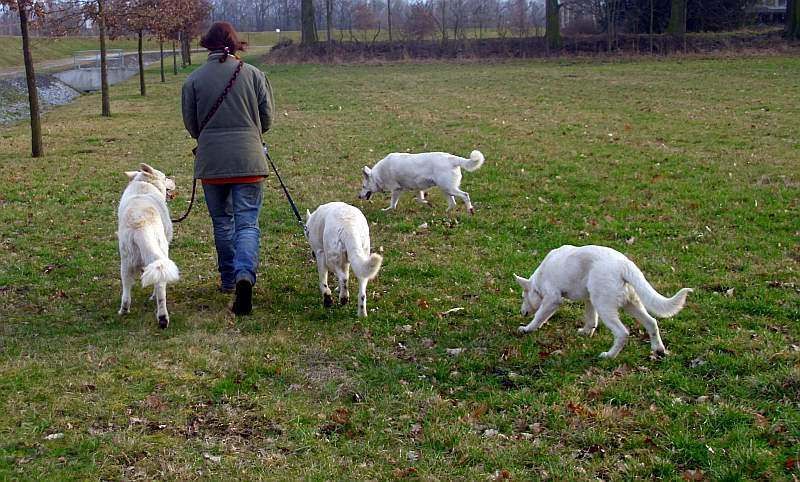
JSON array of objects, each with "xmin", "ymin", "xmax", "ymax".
[
  {"xmin": 417, "ymin": 299, "xmax": 430, "ymax": 309},
  {"xmin": 48, "ymin": 290, "xmax": 67, "ymax": 301},
  {"xmin": 786, "ymin": 457, "xmax": 799, "ymax": 471},
  {"xmin": 471, "ymin": 403, "xmax": 488, "ymax": 419},
  {"xmin": 446, "ymin": 348, "xmax": 465, "ymax": 356},
  {"xmin": 493, "ymin": 469, "xmax": 512, "ymax": 480},
  {"xmin": 394, "ymin": 467, "xmax": 417, "ymax": 477},
  {"xmin": 330, "ymin": 407, "xmax": 350, "ymax": 425},
  {"xmin": 682, "ymin": 469, "xmax": 706, "ymax": 481},
  {"xmin": 43, "ymin": 433, "xmax": 64, "ymax": 441},
  {"xmin": 406, "ymin": 450, "xmax": 419, "ymax": 462}
]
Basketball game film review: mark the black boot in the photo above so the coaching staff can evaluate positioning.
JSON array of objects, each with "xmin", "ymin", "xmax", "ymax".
[{"xmin": 232, "ymin": 279, "xmax": 253, "ymax": 315}]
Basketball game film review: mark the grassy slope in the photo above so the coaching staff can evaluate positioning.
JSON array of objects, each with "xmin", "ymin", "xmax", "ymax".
[
  {"xmin": 0, "ymin": 54, "xmax": 798, "ymax": 480},
  {"xmin": 0, "ymin": 35, "xmax": 168, "ymax": 70}
]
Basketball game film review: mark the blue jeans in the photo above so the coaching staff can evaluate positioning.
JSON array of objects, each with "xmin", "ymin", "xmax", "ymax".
[{"xmin": 203, "ymin": 182, "xmax": 263, "ymax": 289}]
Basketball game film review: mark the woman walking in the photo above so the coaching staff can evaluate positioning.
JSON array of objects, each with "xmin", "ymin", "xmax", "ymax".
[{"xmin": 182, "ymin": 22, "xmax": 274, "ymax": 315}]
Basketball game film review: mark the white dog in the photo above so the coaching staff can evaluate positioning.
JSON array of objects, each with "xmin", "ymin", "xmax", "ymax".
[
  {"xmin": 514, "ymin": 245, "xmax": 693, "ymax": 359},
  {"xmin": 306, "ymin": 202, "xmax": 383, "ymax": 317},
  {"xmin": 117, "ymin": 163, "xmax": 179, "ymax": 329},
  {"xmin": 358, "ymin": 150, "xmax": 485, "ymax": 213}
]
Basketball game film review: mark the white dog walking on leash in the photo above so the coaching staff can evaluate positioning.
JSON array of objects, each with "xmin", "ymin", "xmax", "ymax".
[
  {"xmin": 306, "ymin": 202, "xmax": 383, "ymax": 317},
  {"xmin": 358, "ymin": 150, "xmax": 485, "ymax": 213},
  {"xmin": 514, "ymin": 245, "xmax": 693, "ymax": 359},
  {"xmin": 117, "ymin": 163, "xmax": 180, "ymax": 329}
]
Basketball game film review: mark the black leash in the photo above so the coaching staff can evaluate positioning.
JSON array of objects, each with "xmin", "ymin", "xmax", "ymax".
[
  {"xmin": 265, "ymin": 145, "xmax": 306, "ymax": 232},
  {"xmin": 265, "ymin": 145, "xmax": 315, "ymax": 260},
  {"xmin": 171, "ymin": 178, "xmax": 197, "ymax": 223}
]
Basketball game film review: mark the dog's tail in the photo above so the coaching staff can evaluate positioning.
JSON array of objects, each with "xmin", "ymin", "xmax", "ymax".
[
  {"xmin": 623, "ymin": 262, "xmax": 692, "ymax": 318},
  {"xmin": 141, "ymin": 258, "xmax": 180, "ymax": 287},
  {"xmin": 344, "ymin": 234, "xmax": 382, "ymax": 280},
  {"xmin": 455, "ymin": 150, "xmax": 485, "ymax": 172}
]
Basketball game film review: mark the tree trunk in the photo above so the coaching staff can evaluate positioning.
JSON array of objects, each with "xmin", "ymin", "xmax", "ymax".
[
  {"xmin": 788, "ymin": 0, "xmax": 800, "ymax": 40},
  {"xmin": 387, "ymin": 0, "xmax": 392, "ymax": 41},
  {"xmin": 325, "ymin": 0, "xmax": 332, "ymax": 43},
  {"xmin": 98, "ymin": 0, "xmax": 111, "ymax": 117},
  {"xmin": 160, "ymin": 40, "xmax": 165, "ymax": 82},
  {"xmin": 137, "ymin": 30, "xmax": 146, "ymax": 96},
  {"xmin": 186, "ymin": 35, "xmax": 192, "ymax": 65},
  {"xmin": 172, "ymin": 40, "xmax": 178, "ymax": 74},
  {"xmin": 179, "ymin": 32, "xmax": 186, "ymax": 67},
  {"xmin": 649, "ymin": 0, "xmax": 654, "ymax": 53},
  {"xmin": 19, "ymin": 7, "xmax": 43, "ymax": 158},
  {"xmin": 301, "ymin": 0, "xmax": 318, "ymax": 44},
  {"xmin": 667, "ymin": 0, "xmax": 686, "ymax": 35},
  {"xmin": 545, "ymin": 0, "xmax": 561, "ymax": 51},
  {"xmin": 441, "ymin": 0, "xmax": 447, "ymax": 41}
]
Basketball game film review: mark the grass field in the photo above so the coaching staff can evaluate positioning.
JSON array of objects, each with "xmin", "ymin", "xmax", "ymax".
[
  {"xmin": 0, "ymin": 35, "xmax": 174, "ymax": 70},
  {"xmin": 1, "ymin": 52, "xmax": 799, "ymax": 480}
]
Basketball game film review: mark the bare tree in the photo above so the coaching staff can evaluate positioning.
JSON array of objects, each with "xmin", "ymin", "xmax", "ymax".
[
  {"xmin": 788, "ymin": 0, "xmax": 799, "ymax": 40},
  {"xmin": 301, "ymin": 0, "xmax": 317, "ymax": 42},
  {"xmin": 545, "ymin": 0, "xmax": 560, "ymax": 49},
  {"xmin": 2, "ymin": 0, "xmax": 44, "ymax": 156}
]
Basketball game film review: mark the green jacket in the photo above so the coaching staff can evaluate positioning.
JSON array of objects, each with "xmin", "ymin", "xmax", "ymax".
[{"xmin": 181, "ymin": 52, "xmax": 274, "ymax": 179}]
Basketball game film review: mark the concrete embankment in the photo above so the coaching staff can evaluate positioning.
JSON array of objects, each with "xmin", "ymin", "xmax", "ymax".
[{"xmin": 0, "ymin": 51, "xmax": 174, "ymax": 125}]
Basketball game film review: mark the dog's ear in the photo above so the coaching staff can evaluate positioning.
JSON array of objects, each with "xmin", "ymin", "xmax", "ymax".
[
  {"xmin": 306, "ymin": 209, "xmax": 311, "ymax": 220},
  {"xmin": 513, "ymin": 274, "xmax": 530, "ymax": 290},
  {"xmin": 139, "ymin": 163, "xmax": 156, "ymax": 176},
  {"xmin": 124, "ymin": 171, "xmax": 138, "ymax": 181},
  {"xmin": 362, "ymin": 166, "xmax": 371, "ymax": 178}
]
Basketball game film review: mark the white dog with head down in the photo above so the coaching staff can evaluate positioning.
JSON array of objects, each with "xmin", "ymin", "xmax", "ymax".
[
  {"xmin": 357, "ymin": 150, "xmax": 484, "ymax": 213},
  {"xmin": 117, "ymin": 163, "xmax": 179, "ymax": 328},
  {"xmin": 306, "ymin": 202, "xmax": 383, "ymax": 317},
  {"xmin": 514, "ymin": 245, "xmax": 693, "ymax": 359}
]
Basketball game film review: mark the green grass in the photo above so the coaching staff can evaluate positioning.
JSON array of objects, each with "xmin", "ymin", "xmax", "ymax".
[
  {"xmin": 1, "ymin": 53, "xmax": 799, "ymax": 480},
  {"xmin": 0, "ymin": 35, "xmax": 174, "ymax": 70}
]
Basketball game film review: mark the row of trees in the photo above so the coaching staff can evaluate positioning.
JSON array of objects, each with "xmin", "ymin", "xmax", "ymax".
[
  {"xmin": 2, "ymin": 0, "xmax": 211, "ymax": 157},
  {"xmin": 209, "ymin": 0, "xmax": 800, "ymax": 48}
]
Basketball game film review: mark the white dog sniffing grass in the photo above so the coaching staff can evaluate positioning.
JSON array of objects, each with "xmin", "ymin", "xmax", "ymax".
[
  {"xmin": 306, "ymin": 202, "xmax": 383, "ymax": 317},
  {"xmin": 117, "ymin": 163, "xmax": 179, "ymax": 329},
  {"xmin": 514, "ymin": 245, "xmax": 693, "ymax": 359},
  {"xmin": 358, "ymin": 150, "xmax": 484, "ymax": 213}
]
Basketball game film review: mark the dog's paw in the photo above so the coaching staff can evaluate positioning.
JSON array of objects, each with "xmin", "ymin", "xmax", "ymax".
[
  {"xmin": 598, "ymin": 351, "xmax": 616, "ymax": 359},
  {"xmin": 118, "ymin": 307, "xmax": 129, "ymax": 315},
  {"xmin": 650, "ymin": 348, "xmax": 668, "ymax": 360},
  {"xmin": 158, "ymin": 315, "xmax": 169, "ymax": 329},
  {"xmin": 381, "ymin": 207, "xmax": 394, "ymax": 212},
  {"xmin": 323, "ymin": 293, "xmax": 333, "ymax": 308},
  {"xmin": 517, "ymin": 326, "xmax": 529, "ymax": 335},
  {"xmin": 340, "ymin": 296, "xmax": 349, "ymax": 306},
  {"xmin": 577, "ymin": 327, "xmax": 595, "ymax": 337}
]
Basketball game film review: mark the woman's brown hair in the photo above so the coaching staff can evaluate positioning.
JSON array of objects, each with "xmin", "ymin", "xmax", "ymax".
[{"xmin": 200, "ymin": 22, "xmax": 247, "ymax": 62}]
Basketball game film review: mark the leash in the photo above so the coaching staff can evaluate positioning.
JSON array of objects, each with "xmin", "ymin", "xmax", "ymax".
[
  {"xmin": 264, "ymin": 144, "xmax": 306, "ymax": 233},
  {"xmin": 171, "ymin": 178, "xmax": 197, "ymax": 223},
  {"xmin": 264, "ymin": 144, "xmax": 315, "ymax": 260}
]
